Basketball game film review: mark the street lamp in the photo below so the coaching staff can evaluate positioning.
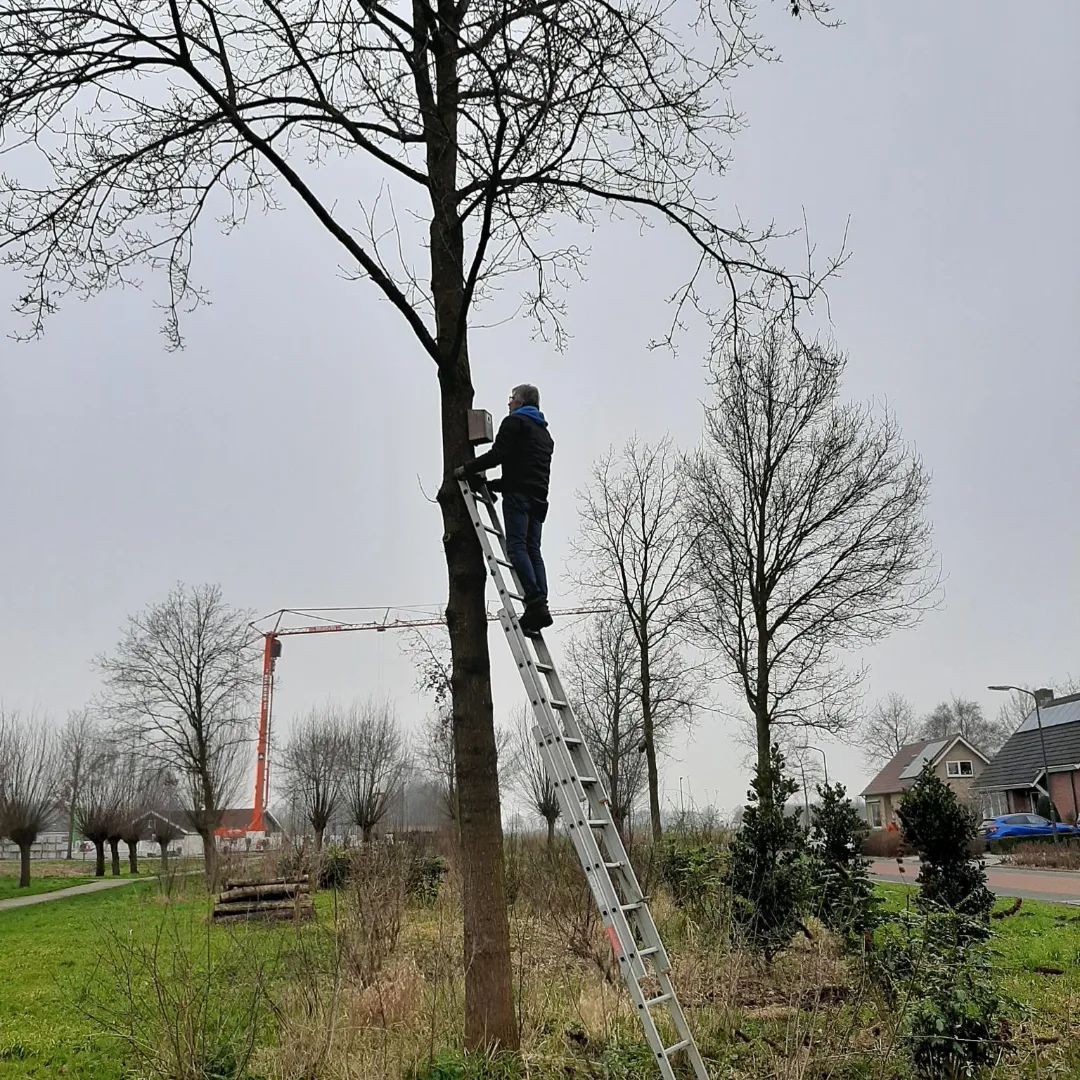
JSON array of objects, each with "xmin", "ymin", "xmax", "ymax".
[
  {"xmin": 805, "ymin": 745, "xmax": 829, "ymax": 788},
  {"xmin": 988, "ymin": 684, "xmax": 1058, "ymax": 845}
]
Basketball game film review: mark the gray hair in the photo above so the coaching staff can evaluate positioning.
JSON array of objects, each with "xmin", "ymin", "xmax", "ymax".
[{"xmin": 512, "ymin": 384, "xmax": 540, "ymax": 409}]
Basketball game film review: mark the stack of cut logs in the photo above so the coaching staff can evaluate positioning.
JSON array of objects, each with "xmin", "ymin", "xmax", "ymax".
[{"xmin": 213, "ymin": 876, "xmax": 313, "ymax": 922}]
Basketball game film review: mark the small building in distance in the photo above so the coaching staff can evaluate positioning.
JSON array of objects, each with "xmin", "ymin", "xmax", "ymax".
[{"xmin": 861, "ymin": 734, "xmax": 990, "ymax": 829}]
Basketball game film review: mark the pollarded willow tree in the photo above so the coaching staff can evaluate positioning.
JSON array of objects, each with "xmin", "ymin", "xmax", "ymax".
[
  {"xmin": 685, "ymin": 315, "xmax": 939, "ymax": 809},
  {"xmin": 0, "ymin": 0, "xmax": 836, "ymax": 1047}
]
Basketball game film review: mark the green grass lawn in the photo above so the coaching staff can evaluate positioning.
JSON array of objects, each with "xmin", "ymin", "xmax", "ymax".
[
  {"xmin": 0, "ymin": 876, "xmax": 98, "ymax": 902},
  {"xmin": 2, "ymin": 879, "xmax": 1079, "ymax": 1080}
]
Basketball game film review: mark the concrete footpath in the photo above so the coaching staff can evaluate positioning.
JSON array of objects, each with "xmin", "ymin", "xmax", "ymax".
[
  {"xmin": 0, "ymin": 876, "xmax": 143, "ymax": 911},
  {"xmin": 871, "ymin": 859, "xmax": 1080, "ymax": 906}
]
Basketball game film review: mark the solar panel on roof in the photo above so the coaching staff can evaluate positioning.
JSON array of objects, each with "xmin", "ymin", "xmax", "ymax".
[{"xmin": 899, "ymin": 739, "xmax": 946, "ymax": 779}]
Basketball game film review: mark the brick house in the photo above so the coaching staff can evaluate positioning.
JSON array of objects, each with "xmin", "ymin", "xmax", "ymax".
[
  {"xmin": 976, "ymin": 693, "xmax": 1080, "ymax": 822},
  {"xmin": 861, "ymin": 734, "xmax": 990, "ymax": 829}
]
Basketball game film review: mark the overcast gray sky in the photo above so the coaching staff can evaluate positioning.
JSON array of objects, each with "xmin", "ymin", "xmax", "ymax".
[{"xmin": 1, "ymin": 2, "xmax": 1077, "ymax": 819}]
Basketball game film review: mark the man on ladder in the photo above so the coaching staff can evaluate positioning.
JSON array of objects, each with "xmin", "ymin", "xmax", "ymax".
[{"xmin": 454, "ymin": 383, "xmax": 554, "ymax": 635}]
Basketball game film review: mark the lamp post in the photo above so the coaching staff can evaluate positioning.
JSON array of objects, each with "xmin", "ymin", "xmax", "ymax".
[
  {"xmin": 988, "ymin": 684, "xmax": 1058, "ymax": 845},
  {"xmin": 805, "ymin": 745, "xmax": 829, "ymax": 788}
]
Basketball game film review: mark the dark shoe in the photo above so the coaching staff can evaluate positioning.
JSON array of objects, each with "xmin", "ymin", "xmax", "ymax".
[{"xmin": 536, "ymin": 602, "xmax": 553, "ymax": 629}]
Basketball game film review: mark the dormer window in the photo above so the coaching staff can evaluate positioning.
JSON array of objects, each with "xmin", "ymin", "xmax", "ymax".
[{"xmin": 946, "ymin": 760, "xmax": 974, "ymax": 778}]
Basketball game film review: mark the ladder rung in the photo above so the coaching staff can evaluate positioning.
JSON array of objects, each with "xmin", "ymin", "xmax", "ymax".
[
  {"xmin": 664, "ymin": 1039, "xmax": 691, "ymax": 1056},
  {"xmin": 550, "ymin": 698, "xmax": 568, "ymax": 709},
  {"xmin": 644, "ymin": 992, "xmax": 672, "ymax": 1009},
  {"xmin": 535, "ymin": 662, "xmax": 554, "ymax": 673},
  {"xmin": 621, "ymin": 901, "xmax": 644, "ymax": 913},
  {"xmin": 481, "ymin": 524, "xmax": 502, "ymax": 536},
  {"xmin": 587, "ymin": 818, "xmax": 609, "ymax": 828},
  {"xmin": 639, "ymin": 946, "xmax": 659, "ymax": 957},
  {"xmin": 563, "ymin": 735, "xmax": 582, "ymax": 746},
  {"xmin": 494, "ymin": 556, "xmax": 513, "ymax": 569},
  {"xmin": 604, "ymin": 860, "xmax": 624, "ymax": 870}
]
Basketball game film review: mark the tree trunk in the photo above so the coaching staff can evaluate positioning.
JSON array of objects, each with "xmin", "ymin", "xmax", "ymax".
[
  {"xmin": 639, "ymin": 632, "xmax": 662, "ymax": 843},
  {"xmin": 755, "ymin": 619, "xmax": 773, "ymax": 811},
  {"xmin": 362, "ymin": 824, "xmax": 373, "ymax": 844},
  {"xmin": 66, "ymin": 767, "xmax": 78, "ymax": 860},
  {"xmin": 159, "ymin": 841, "xmax": 170, "ymax": 872},
  {"xmin": 200, "ymin": 830, "xmax": 218, "ymax": 891},
  {"xmin": 127, "ymin": 840, "xmax": 138, "ymax": 875},
  {"xmin": 546, "ymin": 816, "xmax": 556, "ymax": 847},
  {"xmin": 93, "ymin": 839, "xmax": 105, "ymax": 877},
  {"xmin": 18, "ymin": 842, "xmax": 31, "ymax": 888},
  {"xmin": 313, "ymin": 825, "xmax": 324, "ymax": 853},
  {"xmin": 108, "ymin": 838, "xmax": 121, "ymax": 876},
  {"xmin": 418, "ymin": 3, "xmax": 517, "ymax": 1049}
]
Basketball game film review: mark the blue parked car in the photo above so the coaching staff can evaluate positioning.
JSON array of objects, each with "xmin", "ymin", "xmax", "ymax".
[{"xmin": 980, "ymin": 813, "xmax": 1076, "ymax": 842}]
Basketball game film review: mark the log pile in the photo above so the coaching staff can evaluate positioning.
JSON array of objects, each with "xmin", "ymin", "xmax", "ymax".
[{"xmin": 213, "ymin": 876, "xmax": 313, "ymax": 922}]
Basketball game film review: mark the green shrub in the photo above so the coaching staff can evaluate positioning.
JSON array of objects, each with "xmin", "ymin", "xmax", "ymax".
[
  {"xmin": 727, "ymin": 744, "xmax": 809, "ymax": 960},
  {"xmin": 316, "ymin": 845, "xmax": 352, "ymax": 890},
  {"xmin": 658, "ymin": 835, "xmax": 727, "ymax": 927},
  {"xmin": 897, "ymin": 769, "xmax": 993, "ymax": 938},
  {"xmin": 809, "ymin": 781, "xmax": 879, "ymax": 945},
  {"xmin": 872, "ymin": 910, "xmax": 1000, "ymax": 1079},
  {"xmin": 406, "ymin": 852, "xmax": 448, "ymax": 905}
]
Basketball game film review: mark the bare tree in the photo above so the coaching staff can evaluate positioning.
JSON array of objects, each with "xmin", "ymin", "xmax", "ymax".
[
  {"xmin": 572, "ymin": 437, "xmax": 702, "ymax": 841},
  {"xmin": 508, "ymin": 705, "xmax": 559, "ymax": 845},
  {"xmin": 76, "ymin": 739, "xmax": 124, "ymax": 877},
  {"xmin": 281, "ymin": 704, "xmax": 347, "ymax": 852},
  {"xmin": 0, "ymin": 711, "xmax": 60, "ymax": 888},
  {"xmin": 565, "ymin": 615, "xmax": 647, "ymax": 842},
  {"xmin": 416, "ymin": 708, "xmax": 460, "ymax": 825},
  {"xmin": 0, "ymin": 0, "xmax": 836, "ymax": 1045},
  {"xmin": 59, "ymin": 709, "xmax": 96, "ymax": 860},
  {"xmin": 860, "ymin": 693, "xmax": 920, "ymax": 767},
  {"xmin": 685, "ymin": 315, "xmax": 938, "ymax": 809},
  {"xmin": 921, "ymin": 696, "xmax": 1010, "ymax": 758},
  {"xmin": 97, "ymin": 583, "xmax": 258, "ymax": 885},
  {"xmin": 343, "ymin": 700, "xmax": 408, "ymax": 843}
]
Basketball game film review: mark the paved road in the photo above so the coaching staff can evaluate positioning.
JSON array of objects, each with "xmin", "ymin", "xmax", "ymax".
[
  {"xmin": 0, "ymin": 876, "xmax": 143, "ymax": 911},
  {"xmin": 871, "ymin": 859, "xmax": 1080, "ymax": 906}
]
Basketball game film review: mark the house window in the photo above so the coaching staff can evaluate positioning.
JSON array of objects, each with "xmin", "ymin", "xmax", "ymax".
[
  {"xmin": 982, "ymin": 791, "xmax": 1007, "ymax": 818},
  {"xmin": 946, "ymin": 760, "xmax": 974, "ymax": 778},
  {"xmin": 866, "ymin": 800, "xmax": 883, "ymax": 829}
]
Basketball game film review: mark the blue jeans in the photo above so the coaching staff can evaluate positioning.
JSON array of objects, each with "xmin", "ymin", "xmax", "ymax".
[{"xmin": 502, "ymin": 491, "xmax": 548, "ymax": 603}]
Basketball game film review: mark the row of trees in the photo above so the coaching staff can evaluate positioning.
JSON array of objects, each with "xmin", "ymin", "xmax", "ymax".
[
  {"xmin": 570, "ymin": 315, "xmax": 936, "ymax": 824},
  {"xmin": 0, "ymin": 710, "xmax": 185, "ymax": 887}
]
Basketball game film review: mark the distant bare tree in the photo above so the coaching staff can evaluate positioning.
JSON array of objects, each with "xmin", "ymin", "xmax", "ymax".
[
  {"xmin": 76, "ymin": 738, "xmax": 125, "ymax": 877},
  {"xmin": 281, "ymin": 705, "xmax": 347, "ymax": 851},
  {"xmin": 860, "ymin": 693, "xmax": 921, "ymax": 767},
  {"xmin": 508, "ymin": 705, "xmax": 560, "ymax": 845},
  {"xmin": 417, "ymin": 708, "xmax": 460, "ymax": 825},
  {"xmin": 565, "ymin": 615, "xmax": 647, "ymax": 842},
  {"xmin": 572, "ymin": 437, "xmax": 701, "ymax": 841},
  {"xmin": 921, "ymin": 697, "xmax": 1010, "ymax": 758},
  {"xmin": 685, "ymin": 315, "xmax": 938, "ymax": 809},
  {"xmin": 97, "ymin": 583, "xmax": 259, "ymax": 885},
  {"xmin": 59, "ymin": 709, "xmax": 96, "ymax": 860},
  {"xmin": 343, "ymin": 700, "xmax": 409, "ymax": 843},
  {"xmin": 0, "ymin": 711, "xmax": 60, "ymax": 887}
]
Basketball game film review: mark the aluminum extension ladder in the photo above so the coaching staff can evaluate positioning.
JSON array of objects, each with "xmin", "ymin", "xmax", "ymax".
[{"xmin": 459, "ymin": 476, "xmax": 709, "ymax": 1080}]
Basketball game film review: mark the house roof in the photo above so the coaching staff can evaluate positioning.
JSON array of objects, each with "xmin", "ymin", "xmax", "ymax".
[
  {"xmin": 861, "ymin": 734, "xmax": 987, "ymax": 797},
  {"xmin": 216, "ymin": 808, "xmax": 282, "ymax": 832},
  {"xmin": 130, "ymin": 809, "xmax": 197, "ymax": 836},
  {"xmin": 978, "ymin": 699, "xmax": 1080, "ymax": 792}
]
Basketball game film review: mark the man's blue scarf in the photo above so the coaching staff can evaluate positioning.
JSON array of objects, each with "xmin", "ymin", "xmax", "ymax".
[{"xmin": 512, "ymin": 405, "xmax": 547, "ymax": 426}]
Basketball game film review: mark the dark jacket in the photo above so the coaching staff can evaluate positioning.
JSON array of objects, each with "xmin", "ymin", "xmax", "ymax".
[{"xmin": 463, "ymin": 408, "xmax": 553, "ymax": 501}]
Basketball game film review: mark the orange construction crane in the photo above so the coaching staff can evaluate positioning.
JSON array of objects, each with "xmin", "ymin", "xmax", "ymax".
[{"xmin": 226, "ymin": 605, "xmax": 601, "ymax": 838}]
